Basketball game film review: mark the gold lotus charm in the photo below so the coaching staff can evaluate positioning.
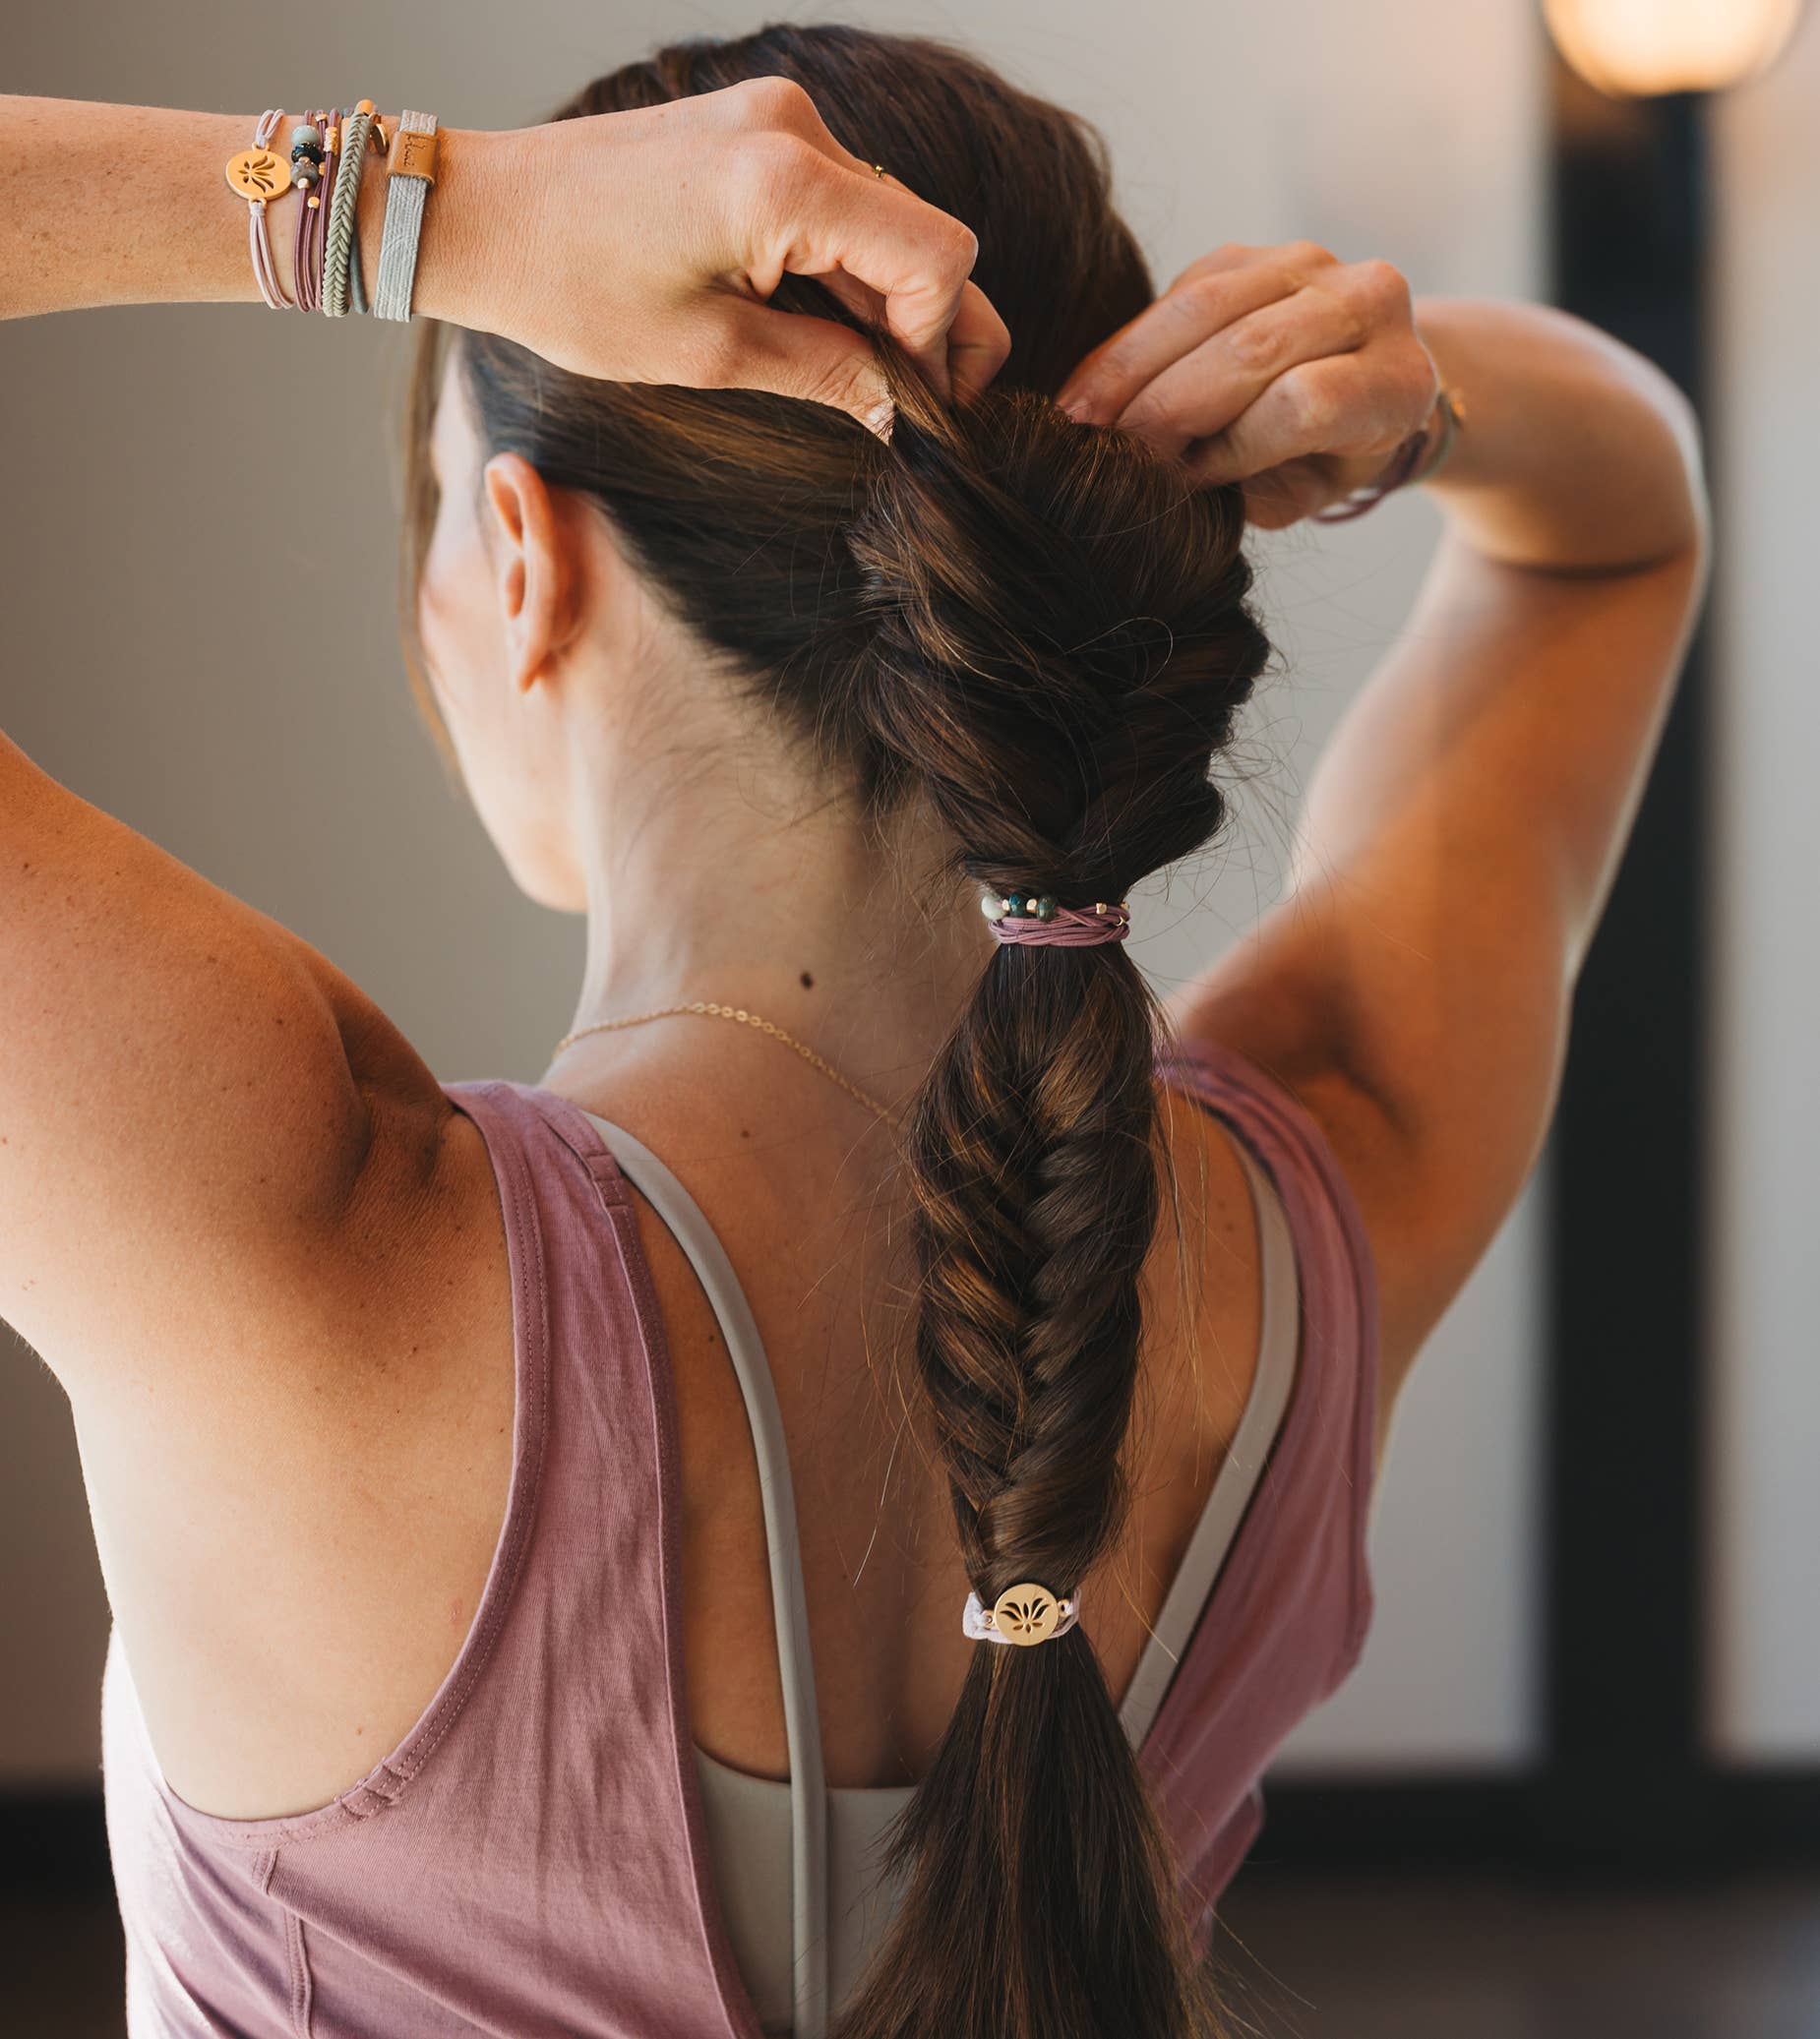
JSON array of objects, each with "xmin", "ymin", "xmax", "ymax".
[
  {"xmin": 991, "ymin": 1583, "xmax": 1062, "ymax": 1645},
  {"xmin": 225, "ymin": 149, "xmax": 291, "ymax": 202}
]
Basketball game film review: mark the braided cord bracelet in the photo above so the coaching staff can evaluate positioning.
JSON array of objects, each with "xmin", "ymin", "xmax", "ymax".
[
  {"xmin": 323, "ymin": 101, "xmax": 381, "ymax": 316},
  {"xmin": 373, "ymin": 109, "xmax": 439, "ymax": 322}
]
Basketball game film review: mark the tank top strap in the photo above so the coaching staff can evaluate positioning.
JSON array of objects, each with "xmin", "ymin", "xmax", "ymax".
[
  {"xmin": 575, "ymin": 1110, "xmax": 832, "ymax": 2039},
  {"xmin": 1140, "ymin": 1033, "xmax": 1382, "ymax": 1911},
  {"xmin": 1116, "ymin": 1128, "xmax": 1302, "ymax": 1745}
]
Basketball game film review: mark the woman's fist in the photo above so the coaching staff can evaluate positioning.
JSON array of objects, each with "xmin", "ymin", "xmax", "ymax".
[
  {"xmin": 461, "ymin": 77, "xmax": 1010, "ymax": 434},
  {"xmin": 1056, "ymin": 240, "xmax": 1439, "ymax": 526}
]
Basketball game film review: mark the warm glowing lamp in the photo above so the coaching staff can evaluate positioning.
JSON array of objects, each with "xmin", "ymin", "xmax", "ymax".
[{"xmin": 1544, "ymin": 0, "xmax": 1806, "ymax": 94}]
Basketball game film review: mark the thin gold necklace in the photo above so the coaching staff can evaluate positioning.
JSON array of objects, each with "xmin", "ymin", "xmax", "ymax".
[{"xmin": 552, "ymin": 1001, "xmax": 898, "ymax": 1131}]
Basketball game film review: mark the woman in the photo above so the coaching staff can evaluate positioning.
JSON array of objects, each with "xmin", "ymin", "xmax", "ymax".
[{"xmin": 1, "ymin": 24, "xmax": 1708, "ymax": 2039}]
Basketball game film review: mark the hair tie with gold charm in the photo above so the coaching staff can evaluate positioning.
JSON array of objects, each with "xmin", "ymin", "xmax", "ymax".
[
  {"xmin": 962, "ymin": 1581, "xmax": 1081, "ymax": 1647},
  {"xmin": 224, "ymin": 108, "xmax": 296, "ymax": 311}
]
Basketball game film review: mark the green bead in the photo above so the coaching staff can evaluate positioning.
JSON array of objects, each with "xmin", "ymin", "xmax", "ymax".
[
  {"xmin": 1033, "ymin": 895, "xmax": 1058, "ymax": 922},
  {"xmin": 1004, "ymin": 891, "xmax": 1027, "ymax": 917}
]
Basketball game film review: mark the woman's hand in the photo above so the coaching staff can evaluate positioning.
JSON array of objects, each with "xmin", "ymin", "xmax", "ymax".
[
  {"xmin": 462, "ymin": 77, "xmax": 1010, "ymax": 435},
  {"xmin": 1055, "ymin": 241, "xmax": 1439, "ymax": 527}
]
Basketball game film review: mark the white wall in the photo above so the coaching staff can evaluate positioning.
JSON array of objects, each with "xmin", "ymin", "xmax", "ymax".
[
  {"xmin": 1708, "ymin": 9, "xmax": 1820, "ymax": 1762},
  {"xmin": 0, "ymin": 0, "xmax": 1547, "ymax": 1783}
]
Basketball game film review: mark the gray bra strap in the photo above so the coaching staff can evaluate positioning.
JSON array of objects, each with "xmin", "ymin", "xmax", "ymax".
[
  {"xmin": 1116, "ymin": 1136, "xmax": 1302, "ymax": 1746},
  {"xmin": 578, "ymin": 1112, "xmax": 830, "ymax": 2039}
]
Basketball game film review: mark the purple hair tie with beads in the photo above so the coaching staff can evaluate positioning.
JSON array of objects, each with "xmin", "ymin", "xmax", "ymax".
[{"xmin": 982, "ymin": 890, "xmax": 1131, "ymax": 947}]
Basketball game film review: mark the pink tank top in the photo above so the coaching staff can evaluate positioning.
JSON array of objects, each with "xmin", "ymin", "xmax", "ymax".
[{"xmin": 100, "ymin": 1033, "xmax": 1379, "ymax": 2037}]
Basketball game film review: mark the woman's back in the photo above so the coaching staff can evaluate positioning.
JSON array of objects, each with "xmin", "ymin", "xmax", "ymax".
[
  {"xmin": 639, "ymin": 1043, "xmax": 1275, "ymax": 1794},
  {"xmin": 101, "ymin": 1031, "xmax": 1379, "ymax": 2037}
]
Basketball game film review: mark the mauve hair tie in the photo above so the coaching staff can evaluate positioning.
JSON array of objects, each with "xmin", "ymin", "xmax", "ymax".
[
  {"xmin": 981, "ymin": 891, "xmax": 1132, "ymax": 948},
  {"xmin": 1314, "ymin": 386, "xmax": 1466, "ymax": 523},
  {"xmin": 290, "ymin": 110, "xmax": 329, "ymax": 311},
  {"xmin": 310, "ymin": 110, "xmax": 344, "ymax": 313}
]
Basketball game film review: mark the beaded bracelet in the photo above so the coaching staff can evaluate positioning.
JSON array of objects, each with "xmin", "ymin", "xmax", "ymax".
[
  {"xmin": 223, "ymin": 110, "xmax": 295, "ymax": 311},
  {"xmin": 323, "ymin": 100, "xmax": 384, "ymax": 317},
  {"xmin": 289, "ymin": 110, "xmax": 328, "ymax": 311}
]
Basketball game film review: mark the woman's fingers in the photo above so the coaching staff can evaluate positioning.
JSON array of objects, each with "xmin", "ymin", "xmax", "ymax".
[
  {"xmin": 1106, "ymin": 285, "xmax": 1375, "ymax": 459},
  {"xmin": 698, "ymin": 295, "xmax": 897, "ymax": 435},
  {"xmin": 1056, "ymin": 248, "xmax": 1288, "ymax": 425},
  {"xmin": 1053, "ymin": 240, "xmax": 1437, "ymax": 524},
  {"xmin": 1177, "ymin": 352, "xmax": 1423, "ymax": 492},
  {"xmin": 741, "ymin": 87, "xmax": 1011, "ymax": 403},
  {"xmin": 788, "ymin": 169, "xmax": 1001, "ymax": 402},
  {"xmin": 940, "ymin": 277, "xmax": 1013, "ymax": 405}
]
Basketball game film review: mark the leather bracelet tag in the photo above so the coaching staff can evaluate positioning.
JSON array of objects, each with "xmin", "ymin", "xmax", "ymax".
[{"xmin": 388, "ymin": 128, "xmax": 439, "ymax": 183}]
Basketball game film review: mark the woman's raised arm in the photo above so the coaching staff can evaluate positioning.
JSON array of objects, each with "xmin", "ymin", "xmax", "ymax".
[
  {"xmin": 0, "ymin": 79, "xmax": 1005, "ymax": 1407},
  {"xmin": 0, "ymin": 82, "xmax": 1009, "ymax": 423}
]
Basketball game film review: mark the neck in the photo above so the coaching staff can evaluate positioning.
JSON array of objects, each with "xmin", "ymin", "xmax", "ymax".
[{"xmin": 539, "ymin": 728, "xmax": 991, "ymax": 1115}]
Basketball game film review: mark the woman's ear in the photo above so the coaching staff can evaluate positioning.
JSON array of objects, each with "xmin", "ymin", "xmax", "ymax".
[{"xmin": 481, "ymin": 451, "xmax": 582, "ymax": 696}]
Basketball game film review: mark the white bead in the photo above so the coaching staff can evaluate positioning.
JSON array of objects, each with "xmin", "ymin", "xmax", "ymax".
[{"xmin": 980, "ymin": 894, "xmax": 1008, "ymax": 923}]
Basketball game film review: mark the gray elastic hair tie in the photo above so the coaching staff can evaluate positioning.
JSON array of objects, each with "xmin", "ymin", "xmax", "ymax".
[{"xmin": 374, "ymin": 108, "xmax": 437, "ymax": 322}]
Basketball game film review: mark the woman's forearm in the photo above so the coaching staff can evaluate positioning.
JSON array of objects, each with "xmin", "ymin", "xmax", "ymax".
[
  {"xmin": 1413, "ymin": 295, "xmax": 1708, "ymax": 572},
  {"xmin": 0, "ymin": 96, "xmax": 498, "ymax": 324}
]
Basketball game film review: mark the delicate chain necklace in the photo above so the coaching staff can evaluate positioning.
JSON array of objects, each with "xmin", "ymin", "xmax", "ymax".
[{"xmin": 552, "ymin": 1001, "xmax": 898, "ymax": 1130}]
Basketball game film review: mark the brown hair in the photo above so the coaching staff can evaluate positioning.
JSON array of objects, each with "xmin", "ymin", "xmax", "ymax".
[{"xmin": 399, "ymin": 24, "xmax": 1272, "ymax": 2037}]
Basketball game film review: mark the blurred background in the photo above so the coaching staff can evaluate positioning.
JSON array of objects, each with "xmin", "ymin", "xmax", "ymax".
[{"xmin": 3, "ymin": 2, "xmax": 1817, "ymax": 2034}]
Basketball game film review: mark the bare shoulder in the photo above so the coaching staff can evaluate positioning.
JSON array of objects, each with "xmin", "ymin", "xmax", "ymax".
[
  {"xmin": 1163, "ymin": 939, "xmax": 1552, "ymax": 1479},
  {"xmin": 87, "ymin": 975, "xmax": 518, "ymax": 1822}
]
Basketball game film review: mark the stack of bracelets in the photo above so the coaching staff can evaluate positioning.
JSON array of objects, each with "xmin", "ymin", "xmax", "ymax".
[{"xmin": 223, "ymin": 102, "xmax": 439, "ymax": 320}]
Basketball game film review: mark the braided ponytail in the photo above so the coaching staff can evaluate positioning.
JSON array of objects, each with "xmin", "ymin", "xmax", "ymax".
[
  {"xmin": 824, "ymin": 359, "xmax": 1271, "ymax": 2038},
  {"xmin": 403, "ymin": 25, "xmax": 1276, "ymax": 2033}
]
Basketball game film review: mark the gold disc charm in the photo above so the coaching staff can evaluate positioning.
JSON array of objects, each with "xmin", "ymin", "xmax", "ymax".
[
  {"xmin": 225, "ymin": 148, "xmax": 292, "ymax": 203},
  {"xmin": 992, "ymin": 1583, "xmax": 1062, "ymax": 1645}
]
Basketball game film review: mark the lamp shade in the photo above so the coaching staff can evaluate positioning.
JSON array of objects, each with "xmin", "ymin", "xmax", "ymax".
[{"xmin": 1543, "ymin": 0, "xmax": 1805, "ymax": 93}]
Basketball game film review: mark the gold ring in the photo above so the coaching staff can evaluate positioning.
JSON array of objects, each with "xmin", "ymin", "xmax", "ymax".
[{"xmin": 872, "ymin": 162, "xmax": 887, "ymax": 179}]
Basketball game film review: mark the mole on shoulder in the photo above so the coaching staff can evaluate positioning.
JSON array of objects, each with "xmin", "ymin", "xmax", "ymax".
[{"xmin": 800, "ymin": 970, "xmax": 815, "ymax": 989}]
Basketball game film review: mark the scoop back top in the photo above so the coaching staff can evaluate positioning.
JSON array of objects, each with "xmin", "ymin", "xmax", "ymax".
[
  {"xmin": 100, "ymin": 1034, "xmax": 1380, "ymax": 2038},
  {"xmin": 674, "ymin": 1103, "xmax": 1304, "ymax": 2033}
]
